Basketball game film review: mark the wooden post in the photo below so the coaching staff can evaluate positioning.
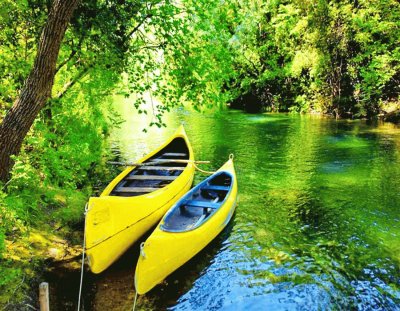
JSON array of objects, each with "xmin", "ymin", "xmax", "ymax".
[{"xmin": 39, "ymin": 282, "xmax": 50, "ymax": 311}]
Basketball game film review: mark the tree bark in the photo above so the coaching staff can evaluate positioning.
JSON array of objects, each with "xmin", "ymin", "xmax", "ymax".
[{"xmin": 0, "ymin": 0, "xmax": 80, "ymax": 182}]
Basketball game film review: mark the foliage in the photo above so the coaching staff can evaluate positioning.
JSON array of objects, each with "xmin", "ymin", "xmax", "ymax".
[
  {"xmin": 121, "ymin": 0, "xmax": 238, "ymax": 124},
  {"xmin": 152, "ymin": 0, "xmax": 399, "ymax": 116}
]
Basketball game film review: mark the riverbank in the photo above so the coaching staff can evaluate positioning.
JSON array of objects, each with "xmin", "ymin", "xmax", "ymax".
[
  {"xmin": 229, "ymin": 97, "xmax": 400, "ymax": 123},
  {"xmin": 0, "ymin": 167, "xmax": 116, "ymax": 309},
  {"xmin": 1, "ymin": 219, "xmax": 82, "ymax": 310},
  {"xmin": 0, "ymin": 118, "xmax": 119, "ymax": 310}
]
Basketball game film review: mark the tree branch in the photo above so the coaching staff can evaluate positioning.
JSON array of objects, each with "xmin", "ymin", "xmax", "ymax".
[
  {"xmin": 56, "ymin": 66, "xmax": 91, "ymax": 100},
  {"xmin": 56, "ymin": 36, "xmax": 84, "ymax": 74},
  {"xmin": 127, "ymin": 13, "xmax": 153, "ymax": 38}
]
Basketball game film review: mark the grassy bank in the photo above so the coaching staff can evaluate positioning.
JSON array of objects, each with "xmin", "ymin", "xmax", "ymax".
[
  {"xmin": 0, "ymin": 180, "xmax": 94, "ymax": 309},
  {"xmin": 0, "ymin": 93, "xmax": 120, "ymax": 309}
]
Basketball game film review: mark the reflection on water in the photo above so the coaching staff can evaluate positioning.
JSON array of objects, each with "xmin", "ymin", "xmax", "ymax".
[{"xmin": 57, "ymin": 97, "xmax": 400, "ymax": 310}]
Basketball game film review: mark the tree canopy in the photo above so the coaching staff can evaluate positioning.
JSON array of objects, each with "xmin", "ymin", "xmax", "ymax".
[{"xmin": 156, "ymin": 0, "xmax": 400, "ymax": 117}]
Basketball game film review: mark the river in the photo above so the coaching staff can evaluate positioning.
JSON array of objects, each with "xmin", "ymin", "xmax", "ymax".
[{"xmin": 49, "ymin": 98, "xmax": 400, "ymax": 310}]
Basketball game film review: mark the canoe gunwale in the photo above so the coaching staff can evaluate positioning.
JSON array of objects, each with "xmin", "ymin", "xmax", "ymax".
[{"xmin": 160, "ymin": 171, "xmax": 234, "ymax": 233}]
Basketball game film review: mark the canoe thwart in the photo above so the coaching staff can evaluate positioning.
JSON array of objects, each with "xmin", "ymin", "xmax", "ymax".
[
  {"xmin": 114, "ymin": 186, "xmax": 161, "ymax": 193},
  {"xmin": 148, "ymin": 159, "xmax": 210, "ymax": 164},
  {"xmin": 162, "ymin": 153, "xmax": 187, "ymax": 157},
  {"xmin": 125, "ymin": 175, "xmax": 177, "ymax": 181},
  {"xmin": 185, "ymin": 200, "xmax": 219, "ymax": 209},
  {"xmin": 202, "ymin": 185, "xmax": 230, "ymax": 191},
  {"xmin": 139, "ymin": 166, "xmax": 185, "ymax": 171},
  {"xmin": 108, "ymin": 159, "xmax": 209, "ymax": 166}
]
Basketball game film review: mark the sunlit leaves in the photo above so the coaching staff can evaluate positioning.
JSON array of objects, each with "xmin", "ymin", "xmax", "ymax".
[{"xmin": 225, "ymin": 0, "xmax": 399, "ymax": 116}]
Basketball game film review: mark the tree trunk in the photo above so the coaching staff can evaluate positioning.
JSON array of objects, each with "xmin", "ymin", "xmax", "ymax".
[{"xmin": 0, "ymin": 0, "xmax": 80, "ymax": 182}]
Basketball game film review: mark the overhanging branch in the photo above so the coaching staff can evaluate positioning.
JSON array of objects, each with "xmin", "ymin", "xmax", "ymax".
[{"xmin": 56, "ymin": 66, "xmax": 92, "ymax": 100}]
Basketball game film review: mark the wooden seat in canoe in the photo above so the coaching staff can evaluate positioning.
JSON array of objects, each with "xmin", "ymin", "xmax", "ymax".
[
  {"xmin": 161, "ymin": 152, "xmax": 187, "ymax": 157},
  {"xmin": 202, "ymin": 185, "xmax": 230, "ymax": 191},
  {"xmin": 125, "ymin": 175, "xmax": 177, "ymax": 181},
  {"xmin": 138, "ymin": 166, "xmax": 185, "ymax": 171},
  {"xmin": 113, "ymin": 186, "xmax": 161, "ymax": 193},
  {"xmin": 185, "ymin": 200, "xmax": 220, "ymax": 209}
]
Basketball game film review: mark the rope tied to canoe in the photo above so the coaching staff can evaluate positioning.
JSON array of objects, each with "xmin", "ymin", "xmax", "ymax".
[
  {"xmin": 193, "ymin": 153, "xmax": 234, "ymax": 174},
  {"xmin": 132, "ymin": 290, "xmax": 138, "ymax": 311},
  {"xmin": 193, "ymin": 162, "xmax": 215, "ymax": 175},
  {"xmin": 77, "ymin": 203, "xmax": 89, "ymax": 311},
  {"xmin": 140, "ymin": 242, "xmax": 146, "ymax": 258}
]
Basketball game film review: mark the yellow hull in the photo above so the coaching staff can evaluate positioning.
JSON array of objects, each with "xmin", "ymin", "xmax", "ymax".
[
  {"xmin": 85, "ymin": 126, "xmax": 195, "ymax": 274},
  {"xmin": 135, "ymin": 159, "xmax": 237, "ymax": 294}
]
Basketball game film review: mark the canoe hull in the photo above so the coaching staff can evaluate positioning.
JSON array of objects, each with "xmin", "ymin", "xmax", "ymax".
[
  {"xmin": 86, "ymin": 175, "xmax": 193, "ymax": 273},
  {"xmin": 135, "ymin": 159, "xmax": 237, "ymax": 294},
  {"xmin": 85, "ymin": 126, "xmax": 195, "ymax": 274}
]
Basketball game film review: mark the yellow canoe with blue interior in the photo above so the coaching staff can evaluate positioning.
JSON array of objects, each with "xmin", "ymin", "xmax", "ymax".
[
  {"xmin": 135, "ymin": 157, "xmax": 238, "ymax": 294},
  {"xmin": 85, "ymin": 125, "xmax": 195, "ymax": 274}
]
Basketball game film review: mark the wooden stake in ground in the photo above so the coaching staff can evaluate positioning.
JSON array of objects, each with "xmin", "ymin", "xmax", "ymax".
[{"xmin": 39, "ymin": 282, "xmax": 50, "ymax": 311}]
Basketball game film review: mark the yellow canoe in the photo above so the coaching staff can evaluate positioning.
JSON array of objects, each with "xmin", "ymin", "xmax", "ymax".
[
  {"xmin": 135, "ymin": 157, "xmax": 238, "ymax": 294},
  {"xmin": 85, "ymin": 125, "xmax": 195, "ymax": 274}
]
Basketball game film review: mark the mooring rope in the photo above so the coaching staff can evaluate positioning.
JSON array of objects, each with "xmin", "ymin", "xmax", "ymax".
[
  {"xmin": 193, "ymin": 162, "xmax": 215, "ymax": 175},
  {"xmin": 193, "ymin": 153, "xmax": 234, "ymax": 174},
  {"xmin": 132, "ymin": 290, "xmax": 138, "ymax": 311},
  {"xmin": 77, "ymin": 203, "xmax": 89, "ymax": 311}
]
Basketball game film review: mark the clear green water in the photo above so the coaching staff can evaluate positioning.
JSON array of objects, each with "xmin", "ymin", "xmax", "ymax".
[
  {"xmin": 104, "ymin": 100, "xmax": 400, "ymax": 310},
  {"xmin": 51, "ymin": 100, "xmax": 400, "ymax": 310}
]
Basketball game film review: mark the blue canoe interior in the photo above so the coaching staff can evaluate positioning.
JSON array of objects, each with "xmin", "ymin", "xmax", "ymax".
[{"xmin": 161, "ymin": 172, "xmax": 233, "ymax": 232}]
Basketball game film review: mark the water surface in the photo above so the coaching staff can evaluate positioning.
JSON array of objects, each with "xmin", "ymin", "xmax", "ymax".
[{"xmin": 57, "ymin": 100, "xmax": 400, "ymax": 310}]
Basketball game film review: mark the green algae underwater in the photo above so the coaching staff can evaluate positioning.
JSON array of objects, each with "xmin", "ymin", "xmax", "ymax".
[{"xmin": 48, "ymin": 102, "xmax": 400, "ymax": 310}]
